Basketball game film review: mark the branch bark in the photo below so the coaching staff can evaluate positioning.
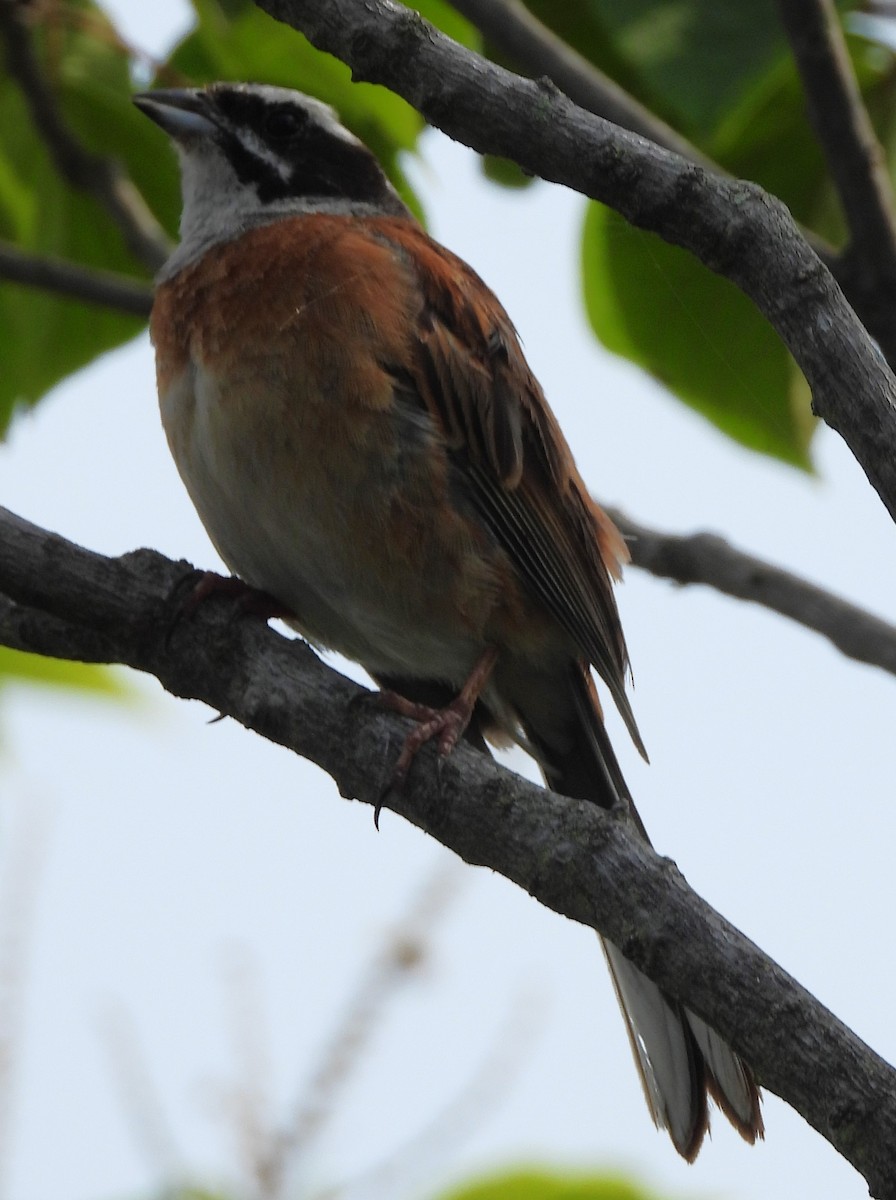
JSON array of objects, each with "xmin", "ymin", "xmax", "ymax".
[
  {"xmin": 778, "ymin": 0, "xmax": 896, "ymax": 250},
  {"xmin": 251, "ymin": 0, "xmax": 896, "ymax": 530},
  {"xmin": 1, "ymin": 504, "xmax": 896, "ymax": 1195},
  {"xmin": 610, "ymin": 509, "xmax": 896, "ymax": 676}
]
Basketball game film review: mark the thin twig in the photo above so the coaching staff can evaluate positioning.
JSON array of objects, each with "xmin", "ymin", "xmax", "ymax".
[
  {"xmin": 100, "ymin": 1005, "xmax": 186, "ymax": 1178},
  {"xmin": 0, "ymin": 0, "xmax": 170, "ymax": 271},
  {"xmin": 0, "ymin": 800, "xmax": 50, "ymax": 1200},
  {"xmin": 264, "ymin": 865, "xmax": 463, "ymax": 1196},
  {"xmin": 777, "ymin": 0, "xmax": 896, "ymax": 298},
  {"xmin": 0, "ymin": 241, "xmax": 153, "ymax": 317},
  {"xmin": 608, "ymin": 509, "xmax": 896, "ymax": 675},
  {"xmin": 449, "ymin": 0, "xmax": 714, "ymax": 169},
  {"xmin": 219, "ymin": 950, "xmax": 276, "ymax": 1199},
  {"xmin": 319, "ymin": 987, "xmax": 543, "ymax": 1200}
]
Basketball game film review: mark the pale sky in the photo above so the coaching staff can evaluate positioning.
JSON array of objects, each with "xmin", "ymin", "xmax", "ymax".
[{"xmin": 2, "ymin": 4, "xmax": 895, "ymax": 1200}]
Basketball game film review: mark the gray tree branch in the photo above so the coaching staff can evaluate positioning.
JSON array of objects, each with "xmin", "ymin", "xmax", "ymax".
[
  {"xmin": 610, "ymin": 509, "xmax": 896, "ymax": 675},
  {"xmin": 0, "ymin": 241, "xmax": 153, "ymax": 317},
  {"xmin": 1, "ymin": 504, "xmax": 895, "ymax": 1196}
]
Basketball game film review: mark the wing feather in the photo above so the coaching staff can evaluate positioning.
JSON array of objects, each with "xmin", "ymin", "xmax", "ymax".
[{"xmin": 372, "ymin": 217, "xmax": 644, "ymax": 754}]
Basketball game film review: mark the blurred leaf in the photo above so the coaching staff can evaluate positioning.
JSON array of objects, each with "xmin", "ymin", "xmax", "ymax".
[
  {"xmin": 562, "ymin": 0, "xmax": 785, "ymax": 139},
  {"xmin": 582, "ymin": 202, "xmax": 814, "ymax": 465},
  {"xmin": 409, "ymin": 0, "xmax": 481, "ymax": 50},
  {"xmin": 517, "ymin": 2, "xmax": 859, "ymax": 142},
  {"xmin": 169, "ymin": 1189, "xmax": 234, "ymax": 1200},
  {"xmin": 709, "ymin": 29, "xmax": 896, "ymax": 241},
  {"xmin": 415, "ymin": 0, "xmax": 825, "ymax": 465},
  {"xmin": 482, "ymin": 155, "xmax": 534, "ymax": 188},
  {"xmin": 0, "ymin": 647, "xmax": 127, "ymax": 697},
  {"xmin": 0, "ymin": 0, "xmax": 158, "ymax": 433},
  {"xmin": 435, "ymin": 1168, "xmax": 662, "ymax": 1200}
]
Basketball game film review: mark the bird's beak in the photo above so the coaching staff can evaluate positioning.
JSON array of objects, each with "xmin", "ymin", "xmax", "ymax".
[{"xmin": 133, "ymin": 89, "xmax": 218, "ymax": 141}]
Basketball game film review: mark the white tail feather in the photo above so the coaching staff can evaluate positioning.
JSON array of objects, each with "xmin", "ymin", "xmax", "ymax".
[
  {"xmin": 686, "ymin": 1008, "xmax": 758, "ymax": 1128},
  {"xmin": 601, "ymin": 937, "xmax": 701, "ymax": 1156}
]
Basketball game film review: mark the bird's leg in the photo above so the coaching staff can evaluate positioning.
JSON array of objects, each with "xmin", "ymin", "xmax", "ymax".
[{"xmin": 380, "ymin": 647, "xmax": 499, "ymax": 785}]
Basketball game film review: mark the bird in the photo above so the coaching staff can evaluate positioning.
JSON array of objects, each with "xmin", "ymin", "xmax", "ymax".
[{"xmin": 134, "ymin": 81, "xmax": 763, "ymax": 1159}]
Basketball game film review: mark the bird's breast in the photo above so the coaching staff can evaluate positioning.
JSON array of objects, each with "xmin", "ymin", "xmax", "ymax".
[{"xmin": 153, "ymin": 260, "xmax": 512, "ymax": 683}]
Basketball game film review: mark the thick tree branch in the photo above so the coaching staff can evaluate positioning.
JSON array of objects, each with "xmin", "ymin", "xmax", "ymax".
[
  {"xmin": 1, "ymin": 504, "xmax": 896, "ymax": 1195},
  {"xmin": 610, "ymin": 509, "xmax": 896, "ymax": 675},
  {"xmin": 252, "ymin": 0, "xmax": 896, "ymax": 533},
  {"xmin": 777, "ymin": 0, "xmax": 896, "ymax": 334},
  {"xmin": 0, "ymin": 0, "xmax": 170, "ymax": 272},
  {"xmin": 0, "ymin": 241, "xmax": 153, "ymax": 317}
]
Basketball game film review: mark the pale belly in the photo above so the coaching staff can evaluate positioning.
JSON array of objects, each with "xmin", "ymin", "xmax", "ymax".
[{"xmin": 160, "ymin": 365, "xmax": 505, "ymax": 686}]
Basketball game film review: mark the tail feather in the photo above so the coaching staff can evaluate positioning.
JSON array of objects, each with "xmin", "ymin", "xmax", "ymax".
[
  {"xmin": 687, "ymin": 1008, "xmax": 764, "ymax": 1139},
  {"xmin": 525, "ymin": 663, "xmax": 763, "ymax": 1159},
  {"xmin": 602, "ymin": 938, "xmax": 708, "ymax": 1160}
]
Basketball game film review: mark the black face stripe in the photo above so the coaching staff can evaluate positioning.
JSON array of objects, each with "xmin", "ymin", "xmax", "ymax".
[{"xmin": 208, "ymin": 87, "xmax": 393, "ymax": 207}]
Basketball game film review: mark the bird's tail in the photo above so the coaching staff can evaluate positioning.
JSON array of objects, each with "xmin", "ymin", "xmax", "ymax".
[{"xmin": 527, "ymin": 664, "xmax": 763, "ymax": 1160}]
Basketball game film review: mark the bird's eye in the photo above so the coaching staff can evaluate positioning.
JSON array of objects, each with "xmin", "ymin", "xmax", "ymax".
[{"xmin": 263, "ymin": 107, "xmax": 304, "ymax": 140}]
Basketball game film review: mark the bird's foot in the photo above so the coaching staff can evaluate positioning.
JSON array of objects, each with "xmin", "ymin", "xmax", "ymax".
[
  {"xmin": 167, "ymin": 569, "xmax": 294, "ymax": 643},
  {"xmin": 371, "ymin": 648, "xmax": 499, "ymax": 827},
  {"xmin": 379, "ymin": 688, "xmax": 478, "ymax": 783}
]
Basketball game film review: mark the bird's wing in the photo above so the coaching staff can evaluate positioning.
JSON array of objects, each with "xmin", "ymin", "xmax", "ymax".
[{"xmin": 373, "ymin": 217, "xmax": 644, "ymax": 755}]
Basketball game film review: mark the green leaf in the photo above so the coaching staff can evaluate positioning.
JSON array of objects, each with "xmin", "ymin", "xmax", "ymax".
[
  {"xmin": 516, "ymin": 1, "xmax": 789, "ymax": 141},
  {"xmin": 0, "ymin": 648, "xmax": 127, "ymax": 698},
  {"xmin": 0, "ymin": 0, "xmax": 163, "ymax": 434},
  {"xmin": 482, "ymin": 156, "xmax": 535, "ymax": 188},
  {"xmin": 582, "ymin": 201, "xmax": 814, "ymax": 466},
  {"xmin": 710, "ymin": 30, "xmax": 896, "ymax": 242},
  {"xmin": 434, "ymin": 1168, "xmax": 661, "ymax": 1200}
]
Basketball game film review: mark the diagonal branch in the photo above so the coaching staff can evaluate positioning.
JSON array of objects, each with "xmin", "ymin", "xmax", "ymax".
[
  {"xmin": 610, "ymin": 509, "xmax": 896, "ymax": 675},
  {"xmin": 0, "ymin": 0, "xmax": 170, "ymax": 272},
  {"xmin": 0, "ymin": 241, "xmax": 153, "ymax": 317},
  {"xmin": 252, "ymin": 0, "xmax": 896, "ymax": 533},
  {"xmin": 776, "ymin": 0, "xmax": 896, "ymax": 328},
  {"xmin": 1, "ymin": 503, "xmax": 896, "ymax": 1196}
]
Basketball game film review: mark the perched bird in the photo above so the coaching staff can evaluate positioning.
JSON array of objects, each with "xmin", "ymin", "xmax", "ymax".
[{"xmin": 134, "ymin": 82, "xmax": 762, "ymax": 1158}]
